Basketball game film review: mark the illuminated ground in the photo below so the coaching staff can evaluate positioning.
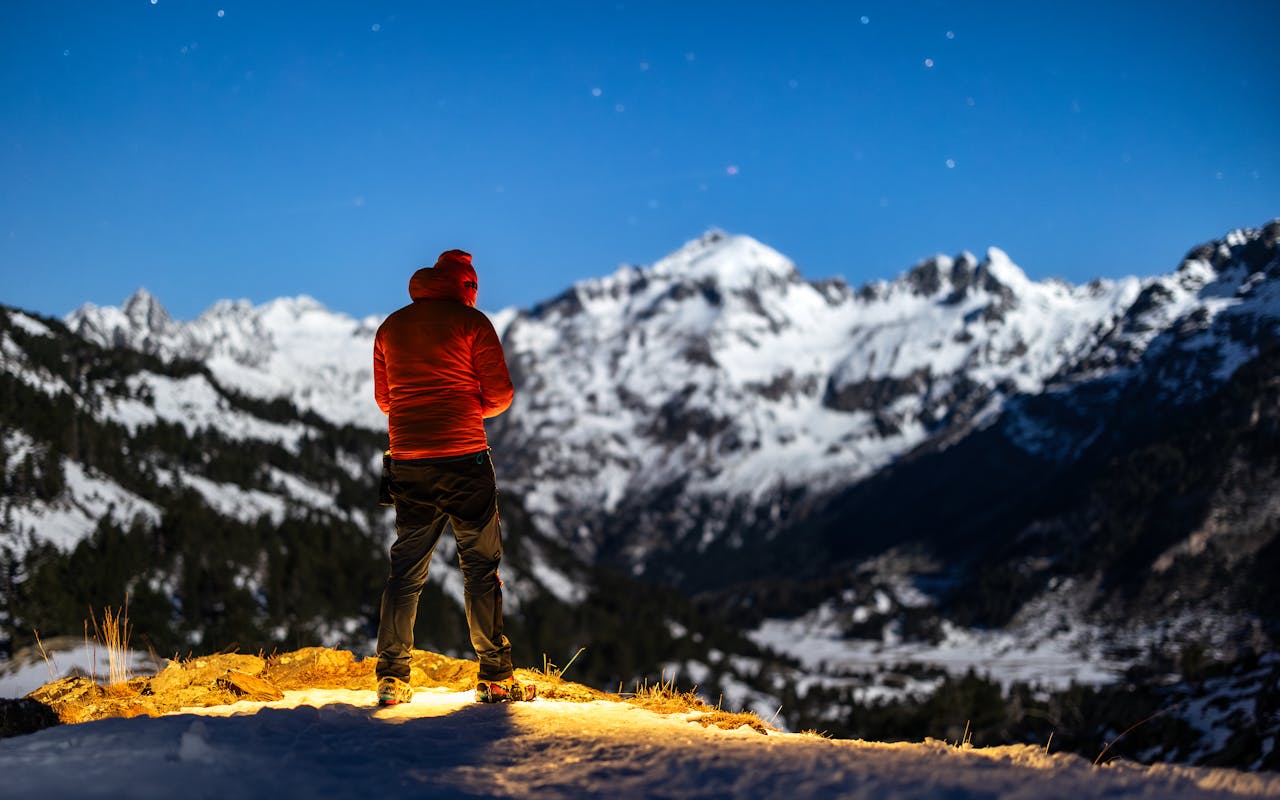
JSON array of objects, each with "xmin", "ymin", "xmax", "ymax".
[{"xmin": 1, "ymin": 687, "xmax": 1275, "ymax": 798}]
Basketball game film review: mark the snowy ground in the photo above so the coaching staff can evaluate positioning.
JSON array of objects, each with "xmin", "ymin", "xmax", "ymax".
[
  {"xmin": 1, "ymin": 688, "xmax": 1275, "ymax": 799},
  {"xmin": 750, "ymin": 614, "xmax": 1123, "ymax": 691}
]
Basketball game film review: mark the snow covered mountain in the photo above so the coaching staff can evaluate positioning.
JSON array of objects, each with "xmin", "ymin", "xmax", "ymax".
[
  {"xmin": 61, "ymin": 223, "xmax": 1280, "ymax": 586},
  {"xmin": 488, "ymin": 224, "xmax": 1280, "ymax": 588}
]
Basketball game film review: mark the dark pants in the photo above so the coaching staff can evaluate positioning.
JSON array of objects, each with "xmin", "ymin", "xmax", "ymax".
[{"xmin": 375, "ymin": 449, "xmax": 513, "ymax": 683}]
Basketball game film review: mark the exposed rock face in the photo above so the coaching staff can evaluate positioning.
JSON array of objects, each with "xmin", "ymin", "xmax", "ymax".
[
  {"xmin": 150, "ymin": 653, "xmax": 267, "ymax": 695},
  {"xmin": 218, "ymin": 671, "xmax": 284, "ymax": 702},
  {"xmin": 0, "ymin": 697, "xmax": 60, "ymax": 738},
  {"xmin": 822, "ymin": 369, "xmax": 931, "ymax": 413},
  {"xmin": 264, "ymin": 647, "xmax": 373, "ymax": 691}
]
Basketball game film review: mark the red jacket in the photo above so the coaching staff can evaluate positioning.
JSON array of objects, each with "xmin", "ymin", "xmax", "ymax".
[{"xmin": 373, "ymin": 252, "xmax": 514, "ymax": 458}]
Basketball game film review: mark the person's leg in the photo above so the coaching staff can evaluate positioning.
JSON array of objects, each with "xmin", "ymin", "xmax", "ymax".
[
  {"xmin": 455, "ymin": 505, "xmax": 512, "ymax": 681},
  {"xmin": 375, "ymin": 466, "xmax": 447, "ymax": 683},
  {"xmin": 435, "ymin": 453, "xmax": 513, "ymax": 682}
]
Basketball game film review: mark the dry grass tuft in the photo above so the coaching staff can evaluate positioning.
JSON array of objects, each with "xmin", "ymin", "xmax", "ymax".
[
  {"xmin": 515, "ymin": 648, "xmax": 604, "ymax": 703},
  {"xmin": 539, "ymin": 648, "xmax": 586, "ymax": 682},
  {"xmin": 627, "ymin": 675, "xmax": 705, "ymax": 715},
  {"xmin": 88, "ymin": 600, "xmax": 133, "ymax": 688},
  {"xmin": 690, "ymin": 710, "xmax": 773, "ymax": 734},
  {"xmin": 624, "ymin": 675, "xmax": 774, "ymax": 735},
  {"xmin": 32, "ymin": 630, "xmax": 58, "ymax": 683}
]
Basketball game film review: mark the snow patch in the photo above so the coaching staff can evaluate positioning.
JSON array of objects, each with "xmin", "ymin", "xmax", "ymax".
[
  {"xmin": 158, "ymin": 467, "xmax": 287, "ymax": 525},
  {"xmin": 3, "ymin": 456, "xmax": 162, "ymax": 556},
  {"xmin": 1, "ymin": 679, "xmax": 1274, "ymax": 797},
  {"xmin": 103, "ymin": 372, "xmax": 312, "ymax": 451},
  {"xmin": 8, "ymin": 312, "xmax": 54, "ymax": 338},
  {"xmin": 750, "ymin": 585, "xmax": 1124, "ymax": 692}
]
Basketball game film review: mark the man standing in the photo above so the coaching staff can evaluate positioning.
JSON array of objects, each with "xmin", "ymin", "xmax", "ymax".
[{"xmin": 372, "ymin": 249, "xmax": 532, "ymax": 705}]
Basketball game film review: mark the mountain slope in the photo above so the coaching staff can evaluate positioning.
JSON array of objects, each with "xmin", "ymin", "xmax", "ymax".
[
  {"xmin": 67, "ymin": 291, "xmax": 385, "ymax": 430},
  {"xmin": 488, "ymin": 223, "xmax": 1279, "ymax": 591},
  {"xmin": 0, "ymin": 305, "xmax": 394, "ymax": 652},
  {"xmin": 2, "ymin": 307, "xmax": 753, "ymax": 690},
  {"xmin": 487, "ymin": 232, "xmax": 1149, "ymax": 582}
]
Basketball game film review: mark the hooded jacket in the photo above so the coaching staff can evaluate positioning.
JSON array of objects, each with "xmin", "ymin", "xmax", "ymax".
[{"xmin": 373, "ymin": 251, "xmax": 514, "ymax": 459}]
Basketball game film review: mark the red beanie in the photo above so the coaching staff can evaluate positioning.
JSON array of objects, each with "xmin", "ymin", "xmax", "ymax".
[{"xmin": 435, "ymin": 249, "xmax": 472, "ymax": 269}]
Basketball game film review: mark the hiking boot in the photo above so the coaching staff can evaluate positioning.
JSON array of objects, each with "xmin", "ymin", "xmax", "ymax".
[
  {"xmin": 377, "ymin": 676, "xmax": 413, "ymax": 706},
  {"xmin": 476, "ymin": 676, "xmax": 536, "ymax": 703}
]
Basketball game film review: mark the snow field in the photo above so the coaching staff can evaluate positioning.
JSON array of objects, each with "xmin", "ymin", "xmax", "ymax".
[
  {"xmin": 0, "ymin": 331, "xmax": 75, "ymax": 397},
  {"xmin": 6, "ymin": 312, "xmax": 54, "ymax": 338},
  {"xmin": 2, "ymin": 440, "xmax": 163, "ymax": 555},
  {"xmin": 752, "ymin": 614, "xmax": 1122, "ymax": 690},
  {"xmin": 1, "ymin": 687, "xmax": 1273, "ymax": 798},
  {"xmin": 100, "ymin": 372, "xmax": 314, "ymax": 452},
  {"xmin": 750, "ymin": 575, "xmax": 1126, "ymax": 699}
]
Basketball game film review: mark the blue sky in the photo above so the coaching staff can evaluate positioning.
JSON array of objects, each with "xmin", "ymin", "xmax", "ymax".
[{"xmin": 2, "ymin": 1, "xmax": 1278, "ymax": 320}]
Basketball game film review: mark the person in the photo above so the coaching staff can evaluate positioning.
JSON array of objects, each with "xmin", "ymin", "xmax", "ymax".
[{"xmin": 372, "ymin": 249, "xmax": 532, "ymax": 705}]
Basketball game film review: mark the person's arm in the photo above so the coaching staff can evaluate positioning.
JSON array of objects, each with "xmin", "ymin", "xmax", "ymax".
[
  {"xmin": 472, "ymin": 317, "xmax": 514, "ymax": 418},
  {"xmin": 373, "ymin": 331, "xmax": 391, "ymax": 414}
]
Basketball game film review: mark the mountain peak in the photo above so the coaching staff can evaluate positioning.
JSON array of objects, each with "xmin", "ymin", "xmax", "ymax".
[
  {"xmin": 124, "ymin": 287, "xmax": 157, "ymax": 307},
  {"xmin": 270, "ymin": 295, "xmax": 325, "ymax": 312},
  {"xmin": 1178, "ymin": 219, "xmax": 1280, "ymax": 279},
  {"xmin": 900, "ymin": 248, "xmax": 1026, "ymax": 299},
  {"xmin": 979, "ymin": 247, "xmax": 1030, "ymax": 288},
  {"xmin": 122, "ymin": 288, "xmax": 174, "ymax": 331},
  {"xmin": 649, "ymin": 230, "xmax": 797, "ymax": 289}
]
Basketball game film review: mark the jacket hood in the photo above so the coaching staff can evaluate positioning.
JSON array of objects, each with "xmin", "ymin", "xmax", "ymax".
[{"xmin": 409, "ymin": 250, "xmax": 479, "ymax": 307}]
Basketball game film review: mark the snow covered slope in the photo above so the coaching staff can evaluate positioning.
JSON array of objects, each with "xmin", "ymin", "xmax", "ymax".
[
  {"xmin": 67, "ymin": 291, "xmax": 385, "ymax": 430},
  {"xmin": 5, "ymin": 686, "xmax": 1274, "ymax": 798},
  {"xmin": 1, "ymin": 687, "xmax": 1273, "ymax": 799},
  {"xmin": 492, "ymin": 233, "xmax": 1138, "ymax": 526},
  {"xmin": 0, "ymin": 309, "xmax": 356, "ymax": 556},
  {"xmin": 491, "ymin": 224, "xmax": 1279, "ymax": 578}
]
